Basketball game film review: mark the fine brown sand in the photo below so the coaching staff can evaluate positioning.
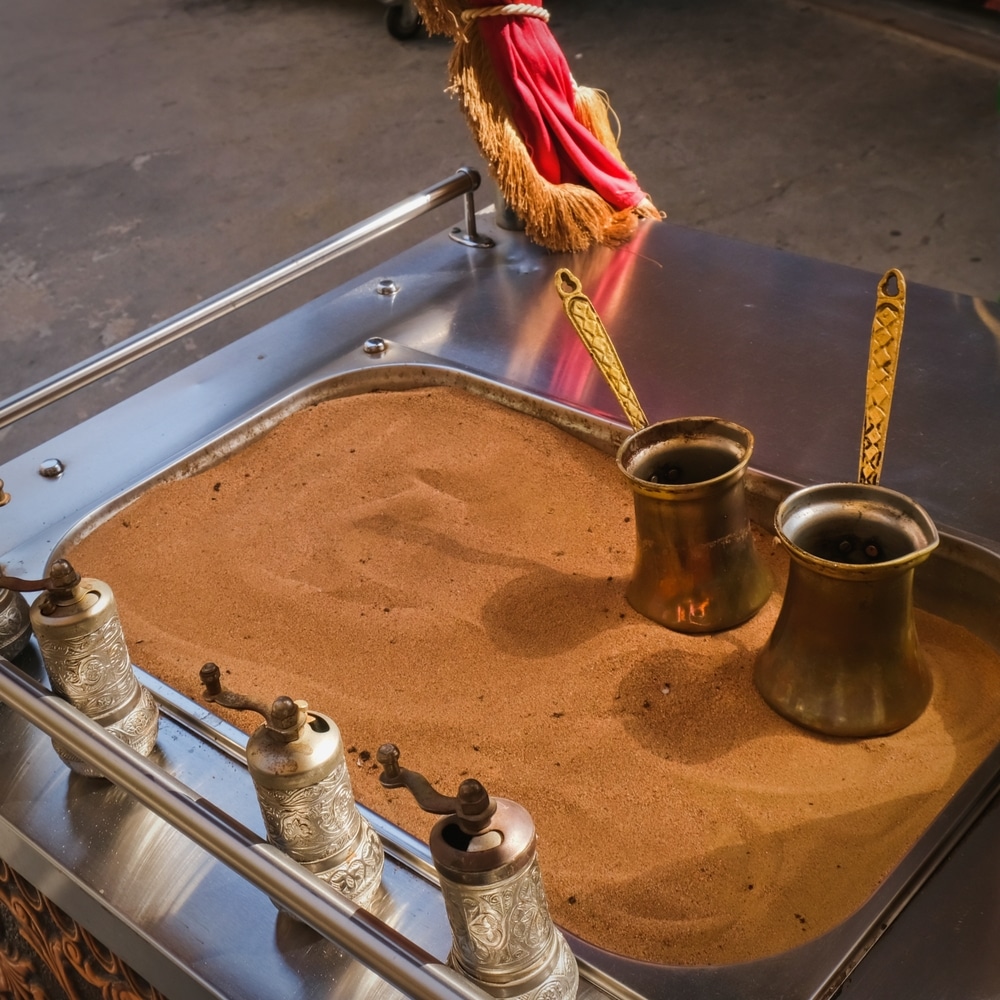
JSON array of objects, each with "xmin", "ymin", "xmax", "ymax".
[{"xmin": 66, "ymin": 387, "xmax": 1000, "ymax": 966}]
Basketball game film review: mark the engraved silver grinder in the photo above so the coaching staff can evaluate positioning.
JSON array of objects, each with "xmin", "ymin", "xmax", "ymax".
[
  {"xmin": 377, "ymin": 743, "xmax": 579, "ymax": 1000},
  {"xmin": 17, "ymin": 558, "xmax": 159, "ymax": 776},
  {"xmin": 0, "ymin": 481, "xmax": 33, "ymax": 660},
  {"xmin": 0, "ymin": 586, "xmax": 31, "ymax": 661},
  {"xmin": 200, "ymin": 663, "xmax": 384, "ymax": 908}
]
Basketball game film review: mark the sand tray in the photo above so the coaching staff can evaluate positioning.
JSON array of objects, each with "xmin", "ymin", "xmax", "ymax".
[{"xmin": 65, "ymin": 386, "xmax": 1000, "ymax": 966}]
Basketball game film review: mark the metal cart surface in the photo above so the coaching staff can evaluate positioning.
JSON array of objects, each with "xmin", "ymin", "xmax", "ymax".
[{"xmin": 1, "ymin": 170, "xmax": 1000, "ymax": 1000}]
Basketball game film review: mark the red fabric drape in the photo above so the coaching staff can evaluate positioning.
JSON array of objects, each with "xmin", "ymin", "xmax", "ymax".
[{"xmin": 469, "ymin": 4, "xmax": 647, "ymax": 211}]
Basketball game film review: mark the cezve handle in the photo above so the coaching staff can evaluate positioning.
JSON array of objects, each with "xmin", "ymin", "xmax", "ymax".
[
  {"xmin": 554, "ymin": 268, "xmax": 648, "ymax": 431},
  {"xmin": 858, "ymin": 268, "xmax": 906, "ymax": 486}
]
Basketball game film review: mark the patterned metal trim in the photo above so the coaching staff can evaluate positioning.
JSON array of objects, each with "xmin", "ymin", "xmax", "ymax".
[
  {"xmin": 32, "ymin": 583, "xmax": 159, "ymax": 777},
  {"xmin": 34, "ymin": 592, "xmax": 138, "ymax": 722},
  {"xmin": 53, "ymin": 684, "xmax": 159, "ymax": 778},
  {"xmin": 0, "ymin": 857, "xmax": 166, "ymax": 1000}
]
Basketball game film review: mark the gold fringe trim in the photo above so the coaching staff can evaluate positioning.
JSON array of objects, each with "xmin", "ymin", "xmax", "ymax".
[
  {"xmin": 573, "ymin": 86, "xmax": 625, "ymax": 164},
  {"xmin": 412, "ymin": 1, "xmax": 657, "ymax": 252},
  {"xmin": 453, "ymin": 24, "xmax": 639, "ymax": 251},
  {"xmin": 411, "ymin": 0, "xmax": 466, "ymax": 39}
]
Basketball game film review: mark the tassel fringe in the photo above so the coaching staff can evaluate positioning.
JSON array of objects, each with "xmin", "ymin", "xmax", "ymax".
[
  {"xmin": 573, "ymin": 86, "xmax": 625, "ymax": 165},
  {"xmin": 412, "ymin": 1, "xmax": 653, "ymax": 252}
]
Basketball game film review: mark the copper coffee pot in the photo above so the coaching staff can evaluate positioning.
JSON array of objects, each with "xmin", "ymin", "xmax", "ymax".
[
  {"xmin": 754, "ymin": 269, "xmax": 938, "ymax": 737},
  {"xmin": 555, "ymin": 268, "xmax": 770, "ymax": 633}
]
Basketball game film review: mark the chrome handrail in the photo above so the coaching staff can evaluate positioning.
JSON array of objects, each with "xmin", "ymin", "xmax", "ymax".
[
  {"xmin": 0, "ymin": 168, "xmax": 484, "ymax": 431},
  {"xmin": 0, "ymin": 656, "xmax": 490, "ymax": 1000}
]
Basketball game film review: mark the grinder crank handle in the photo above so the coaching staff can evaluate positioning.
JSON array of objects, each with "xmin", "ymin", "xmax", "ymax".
[
  {"xmin": 377, "ymin": 743, "xmax": 459, "ymax": 813},
  {"xmin": 0, "ymin": 558, "xmax": 81, "ymax": 594},
  {"xmin": 377, "ymin": 743, "xmax": 496, "ymax": 832},
  {"xmin": 199, "ymin": 661, "xmax": 309, "ymax": 740}
]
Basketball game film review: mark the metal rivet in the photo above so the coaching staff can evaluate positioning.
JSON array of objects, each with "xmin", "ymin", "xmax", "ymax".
[
  {"xmin": 363, "ymin": 338, "xmax": 387, "ymax": 356},
  {"xmin": 39, "ymin": 459, "xmax": 65, "ymax": 479},
  {"xmin": 375, "ymin": 278, "xmax": 399, "ymax": 296}
]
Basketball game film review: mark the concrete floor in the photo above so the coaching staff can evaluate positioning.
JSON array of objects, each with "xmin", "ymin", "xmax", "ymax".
[{"xmin": 1, "ymin": 0, "xmax": 998, "ymax": 464}]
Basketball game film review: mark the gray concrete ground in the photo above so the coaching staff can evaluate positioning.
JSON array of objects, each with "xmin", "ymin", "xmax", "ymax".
[{"xmin": 1, "ymin": 0, "xmax": 998, "ymax": 464}]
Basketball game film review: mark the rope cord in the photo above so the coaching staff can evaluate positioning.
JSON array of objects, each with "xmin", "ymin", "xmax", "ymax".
[{"xmin": 461, "ymin": 5, "xmax": 550, "ymax": 22}]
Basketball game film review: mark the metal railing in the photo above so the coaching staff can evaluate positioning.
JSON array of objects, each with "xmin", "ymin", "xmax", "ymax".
[{"xmin": 0, "ymin": 168, "xmax": 484, "ymax": 432}]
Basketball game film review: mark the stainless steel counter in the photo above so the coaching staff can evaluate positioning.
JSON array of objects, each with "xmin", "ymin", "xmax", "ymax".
[{"xmin": 2, "ymin": 195, "xmax": 1000, "ymax": 1000}]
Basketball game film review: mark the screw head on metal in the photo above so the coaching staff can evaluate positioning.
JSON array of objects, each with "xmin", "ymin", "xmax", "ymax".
[
  {"xmin": 0, "ymin": 480, "xmax": 9, "ymax": 506},
  {"xmin": 38, "ymin": 459, "xmax": 65, "ymax": 479},
  {"xmin": 363, "ymin": 337, "xmax": 388, "ymax": 356},
  {"xmin": 375, "ymin": 278, "xmax": 399, "ymax": 296}
]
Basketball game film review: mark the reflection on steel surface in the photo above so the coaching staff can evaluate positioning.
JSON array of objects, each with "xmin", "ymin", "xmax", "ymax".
[
  {"xmin": 0, "ymin": 858, "xmax": 165, "ymax": 1000},
  {"xmin": 859, "ymin": 269, "xmax": 906, "ymax": 487},
  {"xmin": 755, "ymin": 482, "xmax": 938, "ymax": 737}
]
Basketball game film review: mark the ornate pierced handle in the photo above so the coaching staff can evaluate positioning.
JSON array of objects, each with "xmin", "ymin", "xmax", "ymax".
[
  {"xmin": 858, "ymin": 269, "xmax": 907, "ymax": 486},
  {"xmin": 554, "ymin": 268, "xmax": 648, "ymax": 431}
]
